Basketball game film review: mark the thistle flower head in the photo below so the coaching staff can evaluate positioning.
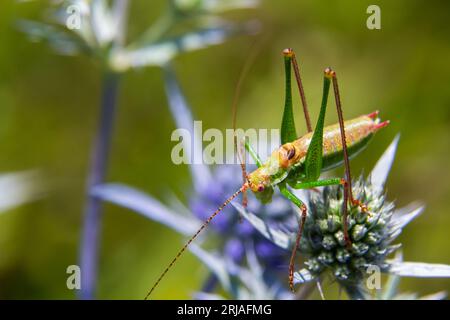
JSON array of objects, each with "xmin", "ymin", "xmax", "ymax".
[
  {"xmin": 300, "ymin": 175, "xmax": 398, "ymax": 285},
  {"xmin": 18, "ymin": 0, "xmax": 260, "ymax": 71}
]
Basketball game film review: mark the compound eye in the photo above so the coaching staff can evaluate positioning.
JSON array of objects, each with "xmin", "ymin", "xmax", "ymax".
[
  {"xmin": 287, "ymin": 148, "xmax": 296, "ymax": 160},
  {"xmin": 258, "ymin": 185, "xmax": 265, "ymax": 192}
]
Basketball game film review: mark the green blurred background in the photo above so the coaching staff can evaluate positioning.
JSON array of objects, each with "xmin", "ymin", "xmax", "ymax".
[{"xmin": 0, "ymin": 0, "xmax": 449, "ymax": 299}]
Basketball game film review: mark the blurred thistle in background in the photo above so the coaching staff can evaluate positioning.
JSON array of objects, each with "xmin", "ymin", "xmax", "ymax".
[
  {"xmin": 0, "ymin": 171, "xmax": 42, "ymax": 214},
  {"xmin": 17, "ymin": 0, "xmax": 260, "ymax": 299},
  {"xmin": 0, "ymin": 0, "xmax": 449, "ymax": 299}
]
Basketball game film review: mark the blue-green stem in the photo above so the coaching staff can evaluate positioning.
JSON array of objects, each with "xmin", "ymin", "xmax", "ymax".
[
  {"xmin": 344, "ymin": 284, "xmax": 366, "ymax": 300},
  {"xmin": 79, "ymin": 72, "xmax": 120, "ymax": 299}
]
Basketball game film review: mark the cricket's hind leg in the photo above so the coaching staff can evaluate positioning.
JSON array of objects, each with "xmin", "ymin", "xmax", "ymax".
[
  {"xmin": 281, "ymin": 48, "xmax": 316, "ymax": 146},
  {"xmin": 283, "ymin": 178, "xmax": 346, "ymax": 291},
  {"xmin": 328, "ymin": 69, "xmax": 371, "ymax": 245},
  {"xmin": 282, "ymin": 48, "xmax": 312, "ymax": 133}
]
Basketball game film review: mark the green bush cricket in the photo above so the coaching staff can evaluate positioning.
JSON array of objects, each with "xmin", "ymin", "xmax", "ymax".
[{"xmin": 145, "ymin": 48, "xmax": 389, "ymax": 299}]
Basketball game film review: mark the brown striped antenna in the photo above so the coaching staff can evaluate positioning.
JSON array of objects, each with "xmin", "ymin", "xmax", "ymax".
[
  {"xmin": 144, "ymin": 184, "xmax": 248, "ymax": 299},
  {"xmin": 231, "ymin": 42, "xmax": 262, "ymax": 207}
]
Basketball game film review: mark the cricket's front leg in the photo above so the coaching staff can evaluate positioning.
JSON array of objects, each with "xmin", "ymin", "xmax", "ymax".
[
  {"xmin": 247, "ymin": 141, "xmax": 307, "ymax": 292},
  {"xmin": 278, "ymin": 184, "xmax": 307, "ymax": 293},
  {"xmin": 292, "ymin": 178, "xmax": 353, "ymax": 247}
]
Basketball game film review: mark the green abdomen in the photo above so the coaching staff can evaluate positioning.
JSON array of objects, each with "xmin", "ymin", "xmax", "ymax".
[
  {"xmin": 322, "ymin": 133, "xmax": 373, "ymax": 171},
  {"xmin": 289, "ymin": 115, "xmax": 377, "ymax": 179},
  {"xmin": 320, "ymin": 116, "xmax": 376, "ymax": 171}
]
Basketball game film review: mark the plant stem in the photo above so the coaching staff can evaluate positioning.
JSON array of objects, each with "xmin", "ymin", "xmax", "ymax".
[
  {"xmin": 344, "ymin": 284, "xmax": 367, "ymax": 300},
  {"xmin": 79, "ymin": 72, "xmax": 120, "ymax": 299},
  {"xmin": 201, "ymin": 273, "xmax": 218, "ymax": 293},
  {"xmin": 295, "ymin": 281, "xmax": 316, "ymax": 300}
]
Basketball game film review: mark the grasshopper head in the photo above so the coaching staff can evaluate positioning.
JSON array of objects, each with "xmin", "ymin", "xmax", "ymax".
[
  {"xmin": 246, "ymin": 145, "xmax": 295, "ymax": 204},
  {"xmin": 247, "ymin": 169, "xmax": 274, "ymax": 204}
]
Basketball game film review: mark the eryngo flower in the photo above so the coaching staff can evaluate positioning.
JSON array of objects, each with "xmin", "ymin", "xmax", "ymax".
[
  {"xmin": 236, "ymin": 135, "xmax": 450, "ymax": 299},
  {"xmin": 190, "ymin": 242, "xmax": 293, "ymax": 300},
  {"xmin": 18, "ymin": 0, "xmax": 260, "ymax": 71},
  {"xmin": 372, "ymin": 252, "xmax": 447, "ymax": 300},
  {"xmin": 299, "ymin": 175, "xmax": 398, "ymax": 284}
]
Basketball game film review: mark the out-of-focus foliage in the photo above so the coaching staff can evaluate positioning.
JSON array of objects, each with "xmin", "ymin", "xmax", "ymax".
[
  {"xmin": 17, "ymin": 0, "xmax": 259, "ymax": 70},
  {"xmin": 0, "ymin": 0, "xmax": 449, "ymax": 298}
]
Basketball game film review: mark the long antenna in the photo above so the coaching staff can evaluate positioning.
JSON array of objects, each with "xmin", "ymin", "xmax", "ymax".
[
  {"xmin": 144, "ymin": 184, "xmax": 248, "ymax": 299},
  {"xmin": 232, "ymin": 41, "xmax": 264, "ymax": 207},
  {"xmin": 231, "ymin": 41, "xmax": 262, "ymax": 141}
]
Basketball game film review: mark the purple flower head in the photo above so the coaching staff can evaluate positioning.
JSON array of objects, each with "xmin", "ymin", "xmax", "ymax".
[
  {"xmin": 189, "ymin": 164, "xmax": 294, "ymax": 272},
  {"xmin": 224, "ymin": 238, "xmax": 245, "ymax": 262}
]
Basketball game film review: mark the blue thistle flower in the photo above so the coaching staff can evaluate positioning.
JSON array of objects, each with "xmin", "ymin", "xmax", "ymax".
[{"xmin": 18, "ymin": 0, "xmax": 260, "ymax": 70}]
